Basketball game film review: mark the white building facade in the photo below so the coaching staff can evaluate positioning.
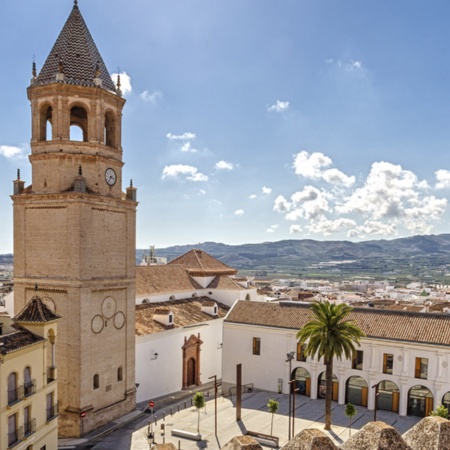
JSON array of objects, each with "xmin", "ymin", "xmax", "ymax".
[{"xmin": 223, "ymin": 301, "xmax": 450, "ymax": 418}]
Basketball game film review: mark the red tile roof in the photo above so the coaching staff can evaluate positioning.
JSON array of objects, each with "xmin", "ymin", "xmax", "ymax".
[
  {"xmin": 225, "ymin": 301, "xmax": 450, "ymax": 346},
  {"xmin": 168, "ymin": 249, "xmax": 237, "ymax": 276},
  {"xmin": 14, "ymin": 295, "xmax": 61, "ymax": 324}
]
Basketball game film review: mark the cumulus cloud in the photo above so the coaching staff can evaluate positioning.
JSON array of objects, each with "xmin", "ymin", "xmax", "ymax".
[
  {"xmin": 268, "ymin": 100, "xmax": 290, "ymax": 113},
  {"xmin": 215, "ymin": 160, "xmax": 234, "ymax": 170},
  {"xmin": 289, "ymin": 224, "xmax": 302, "ymax": 234},
  {"xmin": 162, "ymin": 164, "xmax": 208, "ymax": 182},
  {"xmin": 262, "ymin": 186, "xmax": 272, "ymax": 194},
  {"xmin": 140, "ymin": 90, "xmax": 163, "ymax": 103},
  {"xmin": 436, "ymin": 169, "xmax": 450, "ymax": 189},
  {"xmin": 234, "ymin": 209, "xmax": 245, "ymax": 216},
  {"xmin": 111, "ymin": 72, "xmax": 132, "ymax": 95},
  {"xmin": 249, "ymin": 194, "xmax": 257, "ymax": 199},
  {"xmin": 166, "ymin": 132, "xmax": 196, "ymax": 141},
  {"xmin": 274, "ymin": 155, "xmax": 448, "ymax": 239},
  {"xmin": 293, "ymin": 151, "xmax": 354, "ymax": 187},
  {"xmin": 180, "ymin": 142, "xmax": 198, "ymax": 153},
  {"xmin": 0, "ymin": 145, "xmax": 26, "ymax": 159}
]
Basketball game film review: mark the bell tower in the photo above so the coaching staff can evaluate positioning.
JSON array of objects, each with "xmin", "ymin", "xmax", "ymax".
[{"xmin": 12, "ymin": 1, "xmax": 137, "ymax": 437}]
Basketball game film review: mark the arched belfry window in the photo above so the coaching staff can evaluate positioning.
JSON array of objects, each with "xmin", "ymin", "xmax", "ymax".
[
  {"xmin": 39, "ymin": 104, "xmax": 52, "ymax": 141},
  {"xmin": 70, "ymin": 105, "xmax": 88, "ymax": 142},
  {"xmin": 104, "ymin": 111, "xmax": 116, "ymax": 147}
]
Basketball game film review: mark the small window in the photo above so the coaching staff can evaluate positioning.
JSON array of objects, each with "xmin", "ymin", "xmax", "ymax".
[
  {"xmin": 415, "ymin": 357, "xmax": 428, "ymax": 379},
  {"xmin": 213, "ymin": 306, "xmax": 217, "ymax": 314},
  {"xmin": 7, "ymin": 372, "xmax": 18, "ymax": 405},
  {"xmin": 352, "ymin": 350, "xmax": 363, "ymax": 370},
  {"xmin": 93, "ymin": 374, "xmax": 100, "ymax": 390},
  {"xmin": 252, "ymin": 337, "xmax": 261, "ymax": 356},
  {"xmin": 296, "ymin": 343, "xmax": 307, "ymax": 362},
  {"xmin": 383, "ymin": 353, "xmax": 393, "ymax": 374},
  {"xmin": 168, "ymin": 314, "xmax": 173, "ymax": 324},
  {"xmin": 117, "ymin": 367, "xmax": 123, "ymax": 382}
]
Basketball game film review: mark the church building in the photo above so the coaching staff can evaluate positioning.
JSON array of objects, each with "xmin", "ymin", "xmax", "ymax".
[{"xmin": 11, "ymin": 1, "xmax": 137, "ymax": 437}]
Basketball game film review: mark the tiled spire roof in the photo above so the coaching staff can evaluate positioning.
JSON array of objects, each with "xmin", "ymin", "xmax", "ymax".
[
  {"xmin": 14, "ymin": 295, "xmax": 61, "ymax": 324},
  {"xmin": 36, "ymin": 1, "xmax": 117, "ymax": 92},
  {"xmin": 168, "ymin": 249, "xmax": 237, "ymax": 276}
]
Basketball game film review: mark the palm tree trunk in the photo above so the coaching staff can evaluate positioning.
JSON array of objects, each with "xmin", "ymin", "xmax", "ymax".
[{"xmin": 325, "ymin": 358, "xmax": 333, "ymax": 430}]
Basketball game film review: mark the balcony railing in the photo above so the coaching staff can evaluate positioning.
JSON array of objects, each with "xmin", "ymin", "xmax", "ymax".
[
  {"xmin": 46, "ymin": 403, "xmax": 59, "ymax": 422},
  {"xmin": 7, "ymin": 386, "xmax": 24, "ymax": 406},
  {"xmin": 23, "ymin": 418, "xmax": 36, "ymax": 437},
  {"xmin": 7, "ymin": 426, "xmax": 23, "ymax": 448},
  {"xmin": 23, "ymin": 380, "xmax": 36, "ymax": 398}
]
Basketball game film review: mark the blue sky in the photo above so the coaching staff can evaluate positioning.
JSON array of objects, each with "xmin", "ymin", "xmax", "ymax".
[{"xmin": 2, "ymin": 1, "xmax": 450, "ymax": 253}]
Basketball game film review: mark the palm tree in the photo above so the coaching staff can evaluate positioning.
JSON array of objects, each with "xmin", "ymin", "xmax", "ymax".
[{"xmin": 296, "ymin": 301, "xmax": 364, "ymax": 430}]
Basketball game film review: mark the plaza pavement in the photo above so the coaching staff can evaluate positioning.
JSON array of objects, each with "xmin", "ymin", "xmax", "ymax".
[{"xmin": 59, "ymin": 387, "xmax": 421, "ymax": 449}]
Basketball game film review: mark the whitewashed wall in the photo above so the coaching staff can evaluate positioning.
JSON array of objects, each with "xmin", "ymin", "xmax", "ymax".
[{"xmin": 136, "ymin": 318, "xmax": 224, "ymax": 403}]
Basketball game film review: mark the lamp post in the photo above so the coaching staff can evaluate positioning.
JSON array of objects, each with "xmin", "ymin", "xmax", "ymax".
[
  {"xmin": 371, "ymin": 382, "xmax": 380, "ymax": 422},
  {"xmin": 286, "ymin": 351, "xmax": 295, "ymax": 440}
]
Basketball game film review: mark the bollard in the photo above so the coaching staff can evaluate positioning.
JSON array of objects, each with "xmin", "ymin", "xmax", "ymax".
[
  {"xmin": 163, "ymin": 411, "xmax": 165, "ymax": 421},
  {"xmin": 170, "ymin": 407, "xmax": 173, "ymax": 416},
  {"xmin": 184, "ymin": 401, "xmax": 187, "ymax": 409},
  {"xmin": 177, "ymin": 404, "xmax": 180, "ymax": 413},
  {"xmin": 178, "ymin": 441, "xmax": 181, "ymax": 449}
]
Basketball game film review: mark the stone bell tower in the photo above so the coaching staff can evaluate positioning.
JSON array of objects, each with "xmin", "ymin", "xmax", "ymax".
[{"xmin": 12, "ymin": 1, "xmax": 137, "ymax": 437}]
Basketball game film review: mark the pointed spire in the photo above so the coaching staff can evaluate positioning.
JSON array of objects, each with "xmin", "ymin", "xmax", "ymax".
[
  {"xmin": 74, "ymin": 0, "xmax": 78, "ymax": 5},
  {"xmin": 17, "ymin": 169, "xmax": 21, "ymax": 180},
  {"xmin": 36, "ymin": 2, "xmax": 116, "ymax": 91},
  {"xmin": 32, "ymin": 58, "xmax": 37, "ymax": 78},
  {"xmin": 78, "ymin": 165, "xmax": 83, "ymax": 176},
  {"xmin": 116, "ymin": 70, "xmax": 122, "ymax": 97},
  {"xmin": 130, "ymin": 179, "xmax": 133, "ymax": 188},
  {"xmin": 34, "ymin": 282, "xmax": 38, "ymax": 292}
]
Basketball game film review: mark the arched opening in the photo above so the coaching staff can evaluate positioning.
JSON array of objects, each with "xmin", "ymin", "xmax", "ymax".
[
  {"xmin": 70, "ymin": 105, "xmax": 88, "ymax": 141},
  {"xmin": 408, "ymin": 385, "xmax": 434, "ymax": 417},
  {"xmin": 24, "ymin": 366, "xmax": 34, "ymax": 397},
  {"xmin": 187, "ymin": 358, "xmax": 196, "ymax": 386},
  {"xmin": 293, "ymin": 367, "xmax": 311, "ymax": 396},
  {"xmin": 7, "ymin": 372, "xmax": 18, "ymax": 405},
  {"xmin": 93, "ymin": 374, "xmax": 100, "ymax": 390},
  {"xmin": 376, "ymin": 380, "xmax": 400, "ymax": 412},
  {"xmin": 442, "ymin": 391, "xmax": 450, "ymax": 410},
  {"xmin": 104, "ymin": 111, "xmax": 116, "ymax": 147},
  {"xmin": 346, "ymin": 375, "xmax": 368, "ymax": 407},
  {"xmin": 318, "ymin": 371, "xmax": 339, "ymax": 401},
  {"xmin": 117, "ymin": 367, "xmax": 123, "ymax": 382},
  {"xmin": 39, "ymin": 104, "xmax": 52, "ymax": 141}
]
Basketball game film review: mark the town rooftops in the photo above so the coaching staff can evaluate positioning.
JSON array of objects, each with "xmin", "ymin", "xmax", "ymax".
[
  {"xmin": 14, "ymin": 295, "xmax": 61, "ymax": 324},
  {"xmin": 168, "ymin": 249, "xmax": 237, "ymax": 276},
  {"xmin": 35, "ymin": 1, "xmax": 117, "ymax": 91},
  {"xmin": 225, "ymin": 301, "xmax": 450, "ymax": 346},
  {"xmin": 135, "ymin": 296, "xmax": 229, "ymax": 336}
]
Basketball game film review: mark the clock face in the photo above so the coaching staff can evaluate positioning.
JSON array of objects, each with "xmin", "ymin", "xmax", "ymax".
[{"xmin": 105, "ymin": 168, "xmax": 117, "ymax": 186}]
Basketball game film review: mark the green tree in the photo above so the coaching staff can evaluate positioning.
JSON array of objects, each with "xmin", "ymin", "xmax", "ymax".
[
  {"xmin": 193, "ymin": 392, "xmax": 206, "ymax": 433},
  {"xmin": 267, "ymin": 399, "xmax": 279, "ymax": 435},
  {"xmin": 430, "ymin": 403, "xmax": 449, "ymax": 419},
  {"xmin": 345, "ymin": 403, "xmax": 357, "ymax": 436},
  {"xmin": 296, "ymin": 301, "xmax": 364, "ymax": 430}
]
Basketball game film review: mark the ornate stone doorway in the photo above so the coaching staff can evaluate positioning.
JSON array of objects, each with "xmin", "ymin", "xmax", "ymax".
[{"xmin": 182, "ymin": 334, "xmax": 203, "ymax": 389}]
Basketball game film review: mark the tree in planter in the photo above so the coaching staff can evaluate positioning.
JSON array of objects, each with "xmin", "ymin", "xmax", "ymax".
[
  {"xmin": 267, "ymin": 399, "xmax": 279, "ymax": 435},
  {"xmin": 193, "ymin": 392, "xmax": 206, "ymax": 433},
  {"xmin": 296, "ymin": 301, "xmax": 365, "ymax": 430},
  {"xmin": 430, "ymin": 403, "xmax": 449, "ymax": 419},
  {"xmin": 345, "ymin": 403, "xmax": 357, "ymax": 436}
]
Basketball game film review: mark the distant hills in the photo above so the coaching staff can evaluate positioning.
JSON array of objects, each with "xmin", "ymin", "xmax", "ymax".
[
  {"xmin": 138, "ymin": 234, "xmax": 450, "ymax": 281},
  {"xmin": 3, "ymin": 234, "xmax": 450, "ymax": 281}
]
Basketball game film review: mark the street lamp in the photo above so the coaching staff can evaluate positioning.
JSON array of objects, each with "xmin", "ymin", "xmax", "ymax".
[
  {"xmin": 372, "ymin": 382, "xmax": 380, "ymax": 422},
  {"xmin": 286, "ymin": 351, "xmax": 295, "ymax": 440}
]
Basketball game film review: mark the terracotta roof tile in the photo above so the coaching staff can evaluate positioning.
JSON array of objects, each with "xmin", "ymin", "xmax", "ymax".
[
  {"xmin": 135, "ymin": 296, "xmax": 229, "ymax": 336},
  {"xmin": 207, "ymin": 276, "xmax": 245, "ymax": 290},
  {"xmin": 136, "ymin": 265, "xmax": 202, "ymax": 296},
  {"xmin": 36, "ymin": 2, "xmax": 116, "ymax": 91},
  {"xmin": 225, "ymin": 301, "xmax": 450, "ymax": 346},
  {"xmin": 168, "ymin": 249, "xmax": 237, "ymax": 276},
  {"xmin": 14, "ymin": 295, "xmax": 61, "ymax": 324},
  {"xmin": 0, "ymin": 325, "xmax": 45, "ymax": 355}
]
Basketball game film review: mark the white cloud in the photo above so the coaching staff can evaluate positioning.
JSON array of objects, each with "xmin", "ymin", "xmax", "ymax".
[
  {"xmin": 111, "ymin": 72, "xmax": 132, "ymax": 95},
  {"xmin": 215, "ymin": 160, "xmax": 234, "ymax": 170},
  {"xmin": 166, "ymin": 132, "xmax": 196, "ymax": 141},
  {"xmin": 268, "ymin": 100, "xmax": 290, "ymax": 113},
  {"xmin": 0, "ymin": 145, "xmax": 26, "ymax": 159},
  {"xmin": 273, "ymin": 195, "xmax": 291, "ymax": 213},
  {"xmin": 293, "ymin": 151, "xmax": 332, "ymax": 178},
  {"xmin": 180, "ymin": 142, "xmax": 198, "ymax": 153},
  {"xmin": 262, "ymin": 186, "xmax": 272, "ymax": 194},
  {"xmin": 322, "ymin": 168, "xmax": 355, "ymax": 187},
  {"xmin": 436, "ymin": 169, "xmax": 450, "ymax": 189},
  {"xmin": 306, "ymin": 216, "xmax": 356, "ymax": 236},
  {"xmin": 266, "ymin": 224, "xmax": 279, "ymax": 233},
  {"xmin": 234, "ymin": 209, "xmax": 245, "ymax": 217},
  {"xmin": 161, "ymin": 164, "xmax": 208, "ymax": 182},
  {"xmin": 348, "ymin": 220, "xmax": 397, "ymax": 238},
  {"xmin": 289, "ymin": 186, "xmax": 332, "ymax": 220},
  {"xmin": 140, "ymin": 90, "xmax": 163, "ymax": 103},
  {"xmin": 249, "ymin": 194, "xmax": 257, "ymax": 199},
  {"xmin": 289, "ymin": 225, "xmax": 302, "ymax": 234}
]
